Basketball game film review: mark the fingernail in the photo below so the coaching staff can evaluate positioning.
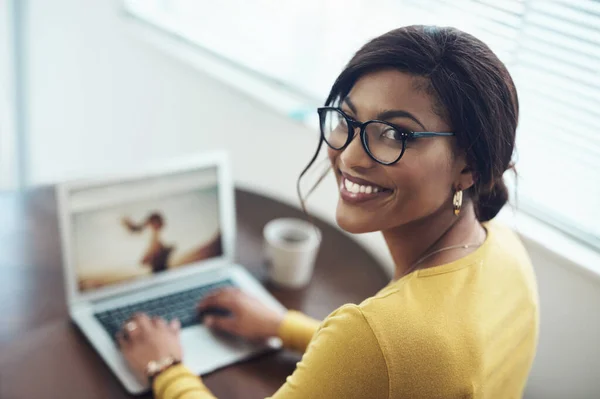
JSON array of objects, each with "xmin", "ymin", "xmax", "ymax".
[{"xmin": 204, "ymin": 317, "xmax": 214, "ymax": 326}]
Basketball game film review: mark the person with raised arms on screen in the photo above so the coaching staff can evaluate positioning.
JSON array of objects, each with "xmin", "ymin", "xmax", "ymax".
[{"xmin": 122, "ymin": 212, "xmax": 174, "ymax": 274}]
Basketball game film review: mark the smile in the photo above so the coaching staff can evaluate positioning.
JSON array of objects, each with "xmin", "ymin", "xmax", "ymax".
[{"xmin": 339, "ymin": 172, "xmax": 392, "ymax": 204}]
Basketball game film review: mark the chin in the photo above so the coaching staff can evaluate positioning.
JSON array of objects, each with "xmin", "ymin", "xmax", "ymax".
[{"xmin": 335, "ymin": 203, "xmax": 379, "ymax": 234}]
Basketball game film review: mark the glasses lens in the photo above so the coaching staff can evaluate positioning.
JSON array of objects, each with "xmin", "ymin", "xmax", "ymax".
[
  {"xmin": 363, "ymin": 122, "xmax": 406, "ymax": 164},
  {"xmin": 320, "ymin": 109, "xmax": 349, "ymax": 149}
]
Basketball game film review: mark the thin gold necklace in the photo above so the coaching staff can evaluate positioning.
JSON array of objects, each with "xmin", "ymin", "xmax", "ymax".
[{"xmin": 411, "ymin": 243, "xmax": 482, "ymax": 269}]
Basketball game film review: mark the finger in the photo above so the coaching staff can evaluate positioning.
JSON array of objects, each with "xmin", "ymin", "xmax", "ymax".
[
  {"xmin": 197, "ymin": 288, "xmax": 239, "ymax": 311},
  {"xmin": 116, "ymin": 331, "xmax": 130, "ymax": 349},
  {"xmin": 169, "ymin": 318, "xmax": 181, "ymax": 333},
  {"xmin": 123, "ymin": 319, "xmax": 142, "ymax": 341},
  {"xmin": 204, "ymin": 315, "xmax": 237, "ymax": 334},
  {"xmin": 152, "ymin": 316, "xmax": 167, "ymax": 329},
  {"xmin": 198, "ymin": 288, "xmax": 230, "ymax": 307},
  {"xmin": 202, "ymin": 286, "xmax": 240, "ymax": 302},
  {"xmin": 197, "ymin": 294, "xmax": 225, "ymax": 311},
  {"xmin": 129, "ymin": 313, "xmax": 152, "ymax": 337},
  {"xmin": 132, "ymin": 313, "xmax": 152, "ymax": 329}
]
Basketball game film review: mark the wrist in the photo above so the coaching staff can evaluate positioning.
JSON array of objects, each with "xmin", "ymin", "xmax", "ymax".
[
  {"xmin": 265, "ymin": 311, "xmax": 286, "ymax": 338},
  {"xmin": 145, "ymin": 355, "xmax": 181, "ymax": 383}
]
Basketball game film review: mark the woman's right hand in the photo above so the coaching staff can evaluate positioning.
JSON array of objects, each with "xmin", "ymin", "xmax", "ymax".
[{"xmin": 197, "ymin": 287, "xmax": 286, "ymax": 341}]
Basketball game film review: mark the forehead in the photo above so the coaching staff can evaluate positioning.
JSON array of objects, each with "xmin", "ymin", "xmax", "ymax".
[{"xmin": 345, "ymin": 69, "xmax": 441, "ymax": 122}]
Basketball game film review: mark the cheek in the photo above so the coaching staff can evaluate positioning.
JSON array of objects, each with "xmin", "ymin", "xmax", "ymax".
[
  {"xmin": 389, "ymin": 150, "xmax": 454, "ymax": 208},
  {"xmin": 327, "ymin": 147, "xmax": 338, "ymax": 168}
]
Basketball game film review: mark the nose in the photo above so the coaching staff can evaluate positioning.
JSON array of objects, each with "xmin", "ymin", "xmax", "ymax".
[{"xmin": 339, "ymin": 128, "xmax": 376, "ymax": 170}]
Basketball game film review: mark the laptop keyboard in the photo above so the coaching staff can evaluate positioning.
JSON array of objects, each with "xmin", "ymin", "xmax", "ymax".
[{"xmin": 95, "ymin": 279, "xmax": 235, "ymax": 340}]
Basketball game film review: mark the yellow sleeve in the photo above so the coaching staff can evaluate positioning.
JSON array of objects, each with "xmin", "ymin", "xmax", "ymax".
[
  {"xmin": 277, "ymin": 310, "xmax": 321, "ymax": 353},
  {"xmin": 154, "ymin": 308, "xmax": 379, "ymax": 399},
  {"xmin": 153, "ymin": 364, "xmax": 216, "ymax": 399},
  {"xmin": 268, "ymin": 304, "xmax": 389, "ymax": 399}
]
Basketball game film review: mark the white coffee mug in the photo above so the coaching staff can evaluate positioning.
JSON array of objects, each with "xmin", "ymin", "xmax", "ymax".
[{"xmin": 263, "ymin": 218, "xmax": 322, "ymax": 289}]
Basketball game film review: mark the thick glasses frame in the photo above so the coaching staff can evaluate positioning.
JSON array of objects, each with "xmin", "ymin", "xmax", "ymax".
[{"xmin": 318, "ymin": 107, "xmax": 455, "ymax": 165}]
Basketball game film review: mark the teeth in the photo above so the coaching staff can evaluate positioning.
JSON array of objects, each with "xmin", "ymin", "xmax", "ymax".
[
  {"xmin": 342, "ymin": 178, "xmax": 384, "ymax": 195},
  {"xmin": 344, "ymin": 178, "xmax": 352, "ymax": 191}
]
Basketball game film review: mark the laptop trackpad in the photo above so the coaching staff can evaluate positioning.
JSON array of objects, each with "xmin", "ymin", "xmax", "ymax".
[{"xmin": 180, "ymin": 325, "xmax": 263, "ymax": 374}]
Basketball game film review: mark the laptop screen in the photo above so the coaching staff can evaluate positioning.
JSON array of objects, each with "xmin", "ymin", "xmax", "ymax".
[{"xmin": 68, "ymin": 167, "xmax": 223, "ymax": 293}]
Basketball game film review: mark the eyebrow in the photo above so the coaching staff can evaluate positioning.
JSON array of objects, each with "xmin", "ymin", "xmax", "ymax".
[{"xmin": 342, "ymin": 97, "xmax": 427, "ymax": 131}]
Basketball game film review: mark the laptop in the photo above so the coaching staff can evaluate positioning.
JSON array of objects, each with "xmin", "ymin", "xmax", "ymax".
[{"xmin": 57, "ymin": 151, "xmax": 285, "ymax": 394}]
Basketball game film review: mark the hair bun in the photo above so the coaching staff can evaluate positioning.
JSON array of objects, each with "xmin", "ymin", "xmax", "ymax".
[{"xmin": 474, "ymin": 179, "xmax": 509, "ymax": 221}]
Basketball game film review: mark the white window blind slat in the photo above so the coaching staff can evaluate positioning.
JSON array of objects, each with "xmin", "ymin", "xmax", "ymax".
[
  {"xmin": 544, "ymin": 0, "xmax": 600, "ymax": 19},
  {"xmin": 477, "ymin": 0, "xmax": 525, "ymax": 15},
  {"xmin": 523, "ymin": 26, "xmax": 600, "ymax": 62},
  {"xmin": 518, "ymin": 93, "xmax": 600, "ymax": 140},
  {"xmin": 520, "ymin": 115, "xmax": 600, "ymax": 157},
  {"xmin": 523, "ymin": 114, "xmax": 600, "ymax": 152},
  {"xmin": 532, "ymin": 2, "xmax": 600, "ymax": 30},
  {"xmin": 519, "ymin": 41, "xmax": 600, "ymax": 78},
  {"xmin": 520, "ymin": 89, "xmax": 599, "ymax": 123},
  {"xmin": 526, "ymin": 14, "xmax": 600, "ymax": 46},
  {"xmin": 517, "ymin": 58, "xmax": 600, "ymax": 98},
  {"xmin": 477, "ymin": 20, "xmax": 521, "ymax": 41}
]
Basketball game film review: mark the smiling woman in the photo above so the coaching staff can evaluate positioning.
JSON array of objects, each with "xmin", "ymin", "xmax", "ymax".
[{"xmin": 119, "ymin": 25, "xmax": 538, "ymax": 399}]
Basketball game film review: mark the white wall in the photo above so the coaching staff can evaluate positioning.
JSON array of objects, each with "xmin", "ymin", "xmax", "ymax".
[
  {"xmin": 0, "ymin": 0, "xmax": 17, "ymax": 190},
  {"xmin": 24, "ymin": 1, "xmax": 600, "ymax": 398},
  {"xmin": 524, "ymin": 239, "xmax": 600, "ymax": 399}
]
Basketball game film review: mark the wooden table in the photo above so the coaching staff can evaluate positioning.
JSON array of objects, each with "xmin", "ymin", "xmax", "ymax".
[{"xmin": 0, "ymin": 188, "xmax": 388, "ymax": 399}]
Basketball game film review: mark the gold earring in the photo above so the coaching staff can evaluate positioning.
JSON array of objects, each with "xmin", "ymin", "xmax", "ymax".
[{"xmin": 453, "ymin": 188, "xmax": 463, "ymax": 216}]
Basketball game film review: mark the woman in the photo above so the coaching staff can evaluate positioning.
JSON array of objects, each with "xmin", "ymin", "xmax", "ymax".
[{"xmin": 117, "ymin": 25, "xmax": 539, "ymax": 398}]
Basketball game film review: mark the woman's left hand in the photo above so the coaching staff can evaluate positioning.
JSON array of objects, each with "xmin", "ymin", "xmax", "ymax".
[{"xmin": 117, "ymin": 313, "xmax": 183, "ymax": 382}]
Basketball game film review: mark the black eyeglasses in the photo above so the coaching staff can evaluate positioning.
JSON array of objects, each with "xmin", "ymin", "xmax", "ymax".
[{"xmin": 318, "ymin": 107, "xmax": 455, "ymax": 165}]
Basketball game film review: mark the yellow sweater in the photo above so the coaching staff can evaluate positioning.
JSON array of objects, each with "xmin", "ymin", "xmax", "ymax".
[{"xmin": 154, "ymin": 222, "xmax": 539, "ymax": 398}]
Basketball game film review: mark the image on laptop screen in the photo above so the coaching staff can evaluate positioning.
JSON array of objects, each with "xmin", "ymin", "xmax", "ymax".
[{"xmin": 69, "ymin": 167, "xmax": 223, "ymax": 293}]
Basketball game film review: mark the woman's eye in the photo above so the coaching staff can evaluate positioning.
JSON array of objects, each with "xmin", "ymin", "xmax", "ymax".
[
  {"xmin": 329, "ymin": 115, "xmax": 346, "ymax": 131},
  {"xmin": 381, "ymin": 128, "xmax": 405, "ymax": 141}
]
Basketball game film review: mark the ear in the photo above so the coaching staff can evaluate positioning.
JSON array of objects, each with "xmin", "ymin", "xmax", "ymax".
[
  {"xmin": 453, "ymin": 154, "xmax": 475, "ymax": 191},
  {"xmin": 456, "ymin": 165, "xmax": 475, "ymax": 191}
]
